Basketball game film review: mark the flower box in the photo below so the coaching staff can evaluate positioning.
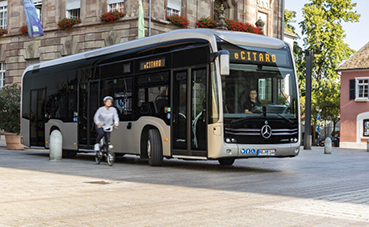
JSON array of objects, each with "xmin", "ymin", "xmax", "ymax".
[
  {"xmin": 197, "ymin": 17, "xmax": 216, "ymax": 28},
  {"xmin": 100, "ymin": 10, "xmax": 125, "ymax": 23},
  {"xmin": 225, "ymin": 18, "xmax": 263, "ymax": 34},
  {"xmin": 166, "ymin": 14, "xmax": 190, "ymax": 29},
  {"xmin": 0, "ymin": 28, "xmax": 8, "ymax": 37},
  {"xmin": 20, "ymin": 24, "xmax": 28, "ymax": 36},
  {"xmin": 57, "ymin": 18, "xmax": 81, "ymax": 30}
]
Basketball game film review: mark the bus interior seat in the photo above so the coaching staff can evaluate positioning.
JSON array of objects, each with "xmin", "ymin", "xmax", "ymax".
[
  {"xmin": 140, "ymin": 102, "xmax": 154, "ymax": 115},
  {"xmin": 154, "ymin": 98, "xmax": 169, "ymax": 115}
]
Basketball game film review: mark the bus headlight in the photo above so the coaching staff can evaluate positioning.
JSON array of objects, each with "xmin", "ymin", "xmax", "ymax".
[
  {"xmin": 231, "ymin": 138, "xmax": 237, "ymax": 143},
  {"xmin": 226, "ymin": 138, "xmax": 231, "ymax": 143}
]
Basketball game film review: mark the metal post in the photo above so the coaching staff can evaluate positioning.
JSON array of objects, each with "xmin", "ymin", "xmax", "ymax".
[
  {"xmin": 280, "ymin": 0, "xmax": 285, "ymax": 40},
  {"xmin": 149, "ymin": 0, "xmax": 152, "ymax": 36},
  {"xmin": 304, "ymin": 50, "xmax": 313, "ymax": 150}
]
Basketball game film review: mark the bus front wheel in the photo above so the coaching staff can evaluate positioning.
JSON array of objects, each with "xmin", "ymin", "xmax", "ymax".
[
  {"xmin": 147, "ymin": 128, "xmax": 163, "ymax": 166},
  {"xmin": 218, "ymin": 158, "xmax": 235, "ymax": 166}
]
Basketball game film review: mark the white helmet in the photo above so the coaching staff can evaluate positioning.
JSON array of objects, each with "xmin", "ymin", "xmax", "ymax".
[{"xmin": 103, "ymin": 96, "xmax": 113, "ymax": 102}]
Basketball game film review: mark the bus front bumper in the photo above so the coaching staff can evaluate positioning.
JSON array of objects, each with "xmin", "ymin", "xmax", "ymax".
[{"xmin": 213, "ymin": 142, "xmax": 300, "ymax": 159}]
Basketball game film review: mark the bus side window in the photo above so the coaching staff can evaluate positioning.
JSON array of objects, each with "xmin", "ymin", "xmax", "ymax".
[{"xmin": 103, "ymin": 77, "xmax": 133, "ymax": 121}]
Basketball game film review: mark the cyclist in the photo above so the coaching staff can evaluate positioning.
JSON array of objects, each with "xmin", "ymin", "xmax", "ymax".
[{"xmin": 93, "ymin": 96, "xmax": 119, "ymax": 151}]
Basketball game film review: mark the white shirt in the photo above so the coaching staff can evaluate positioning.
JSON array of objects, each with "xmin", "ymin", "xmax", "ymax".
[{"xmin": 94, "ymin": 106, "xmax": 119, "ymax": 129}]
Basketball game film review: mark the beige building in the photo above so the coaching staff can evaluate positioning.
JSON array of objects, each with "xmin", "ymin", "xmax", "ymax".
[{"xmin": 0, "ymin": 0, "xmax": 284, "ymax": 87}]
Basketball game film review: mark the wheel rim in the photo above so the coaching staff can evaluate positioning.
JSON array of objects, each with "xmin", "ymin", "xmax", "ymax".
[{"xmin": 147, "ymin": 136, "xmax": 152, "ymax": 159}]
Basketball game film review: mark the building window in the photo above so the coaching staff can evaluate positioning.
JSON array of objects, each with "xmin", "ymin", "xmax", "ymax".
[
  {"xmin": 0, "ymin": 2, "xmax": 7, "ymax": 29},
  {"xmin": 356, "ymin": 78, "xmax": 369, "ymax": 100},
  {"xmin": 66, "ymin": 0, "xmax": 81, "ymax": 19},
  {"xmin": 0, "ymin": 63, "xmax": 5, "ymax": 89},
  {"xmin": 107, "ymin": 0, "xmax": 124, "ymax": 14},
  {"xmin": 364, "ymin": 119, "xmax": 369, "ymax": 136},
  {"xmin": 167, "ymin": 0, "xmax": 181, "ymax": 16},
  {"xmin": 34, "ymin": 0, "xmax": 42, "ymax": 22},
  {"xmin": 167, "ymin": 8, "xmax": 180, "ymax": 16}
]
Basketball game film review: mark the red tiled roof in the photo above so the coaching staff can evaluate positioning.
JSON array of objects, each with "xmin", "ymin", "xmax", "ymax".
[{"xmin": 336, "ymin": 41, "xmax": 369, "ymax": 71}]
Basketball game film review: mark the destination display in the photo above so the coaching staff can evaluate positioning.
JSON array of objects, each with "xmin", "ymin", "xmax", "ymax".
[
  {"xmin": 140, "ymin": 58, "xmax": 166, "ymax": 70},
  {"xmin": 224, "ymin": 45, "xmax": 291, "ymax": 67}
]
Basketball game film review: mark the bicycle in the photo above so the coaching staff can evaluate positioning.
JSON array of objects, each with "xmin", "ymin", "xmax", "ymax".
[{"xmin": 95, "ymin": 125, "xmax": 116, "ymax": 166}]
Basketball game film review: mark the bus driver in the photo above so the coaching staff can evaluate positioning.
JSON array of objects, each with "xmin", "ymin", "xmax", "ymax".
[
  {"xmin": 244, "ymin": 89, "xmax": 261, "ymax": 113},
  {"xmin": 94, "ymin": 96, "xmax": 119, "ymax": 151}
]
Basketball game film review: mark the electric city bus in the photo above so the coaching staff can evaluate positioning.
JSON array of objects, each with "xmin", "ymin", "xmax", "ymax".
[{"xmin": 20, "ymin": 29, "xmax": 300, "ymax": 166}]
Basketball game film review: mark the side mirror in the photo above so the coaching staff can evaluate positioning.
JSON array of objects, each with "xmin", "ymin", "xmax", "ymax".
[
  {"xmin": 220, "ymin": 52, "xmax": 230, "ymax": 76},
  {"xmin": 210, "ymin": 50, "xmax": 230, "ymax": 75}
]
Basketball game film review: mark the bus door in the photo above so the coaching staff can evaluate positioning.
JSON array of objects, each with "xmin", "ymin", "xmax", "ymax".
[
  {"xmin": 172, "ymin": 67, "xmax": 208, "ymax": 157},
  {"xmin": 30, "ymin": 88, "xmax": 46, "ymax": 146},
  {"xmin": 78, "ymin": 81, "xmax": 100, "ymax": 148}
]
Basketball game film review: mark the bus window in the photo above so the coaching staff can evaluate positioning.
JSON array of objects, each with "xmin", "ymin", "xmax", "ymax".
[
  {"xmin": 103, "ymin": 77, "xmax": 133, "ymax": 121},
  {"xmin": 138, "ymin": 85, "xmax": 169, "ymax": 124},
  {"xmin": 46, "ymin": 72, "xmax": 78, "ymax": 122}
]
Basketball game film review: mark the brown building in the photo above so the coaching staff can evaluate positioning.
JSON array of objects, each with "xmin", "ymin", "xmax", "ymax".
[{"xmin": 0, "ymin": 0, "xmax": 284, "ymax": 87}]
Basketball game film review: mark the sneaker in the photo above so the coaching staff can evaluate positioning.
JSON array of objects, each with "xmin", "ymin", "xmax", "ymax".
[{"xmin": 94, "ymin": 143, "xmax": 100, "ymax": 151}]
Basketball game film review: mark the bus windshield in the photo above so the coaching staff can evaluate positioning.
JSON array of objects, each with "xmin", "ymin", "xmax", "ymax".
[{"xmin": 220, "ymin": 44, "xmax": 298, "ymax": 122}]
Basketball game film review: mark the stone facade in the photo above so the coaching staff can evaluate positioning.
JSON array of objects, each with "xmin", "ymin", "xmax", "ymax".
[{"xmin": 0, "ymin": 0, "xmax": 283, "ymax": 85}]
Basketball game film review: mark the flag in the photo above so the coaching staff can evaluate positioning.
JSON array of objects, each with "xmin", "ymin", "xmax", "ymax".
[
  {"xmin": 22, "ymin": 0, "xmax": 44, "ymax": 38},
  {"xmin": 138, "ymin": 0, "xmax": 145, "ymax": 38}
]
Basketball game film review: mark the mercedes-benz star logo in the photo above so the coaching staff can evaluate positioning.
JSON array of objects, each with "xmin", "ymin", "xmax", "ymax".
[{"xmin": 261, "ymin": 125, "xmax": 272, "ymax": 139}]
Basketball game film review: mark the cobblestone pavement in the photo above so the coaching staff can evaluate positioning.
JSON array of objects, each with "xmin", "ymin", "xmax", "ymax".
[{"xmin": 0, "ymin": 142, "xmax": 369, "ymax": 226}]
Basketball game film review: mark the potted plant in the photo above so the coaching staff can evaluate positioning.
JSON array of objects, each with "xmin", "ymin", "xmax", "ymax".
[
  {"xmin": 57, "ymin": 18, "xmax": 81, "ymax": 30},
  {"xmin": 100, "ymin": 10, "xmax": 125, "ymax": 23},
  {"xmin": 0, "ymin": 28, "xmax": 8, "ymax": 37},
  {"xmin": 166, "ymin": 14, "xmax": 190, "ymax": 29},
  {"xmin": 0, "ymin": 83, "xmax": 24, "ymax": 150},
  {"xmin": 20, "ymin": 24, "xmax": 28, "ymax": 36}
]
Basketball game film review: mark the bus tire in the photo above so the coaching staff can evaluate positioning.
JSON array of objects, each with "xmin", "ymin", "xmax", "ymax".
[
  {"xmin": 147, "ymin": 128, "xmax": 163, "ymax": 166},
  {"xmin": 218, "ymin": 158, "xmax": 235, "ymax": 166}
]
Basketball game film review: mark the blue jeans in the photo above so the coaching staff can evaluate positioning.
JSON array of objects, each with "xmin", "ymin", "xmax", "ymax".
[{"xmin": 95, "ymin": 125, "xmax": 111, "ymax": 145}]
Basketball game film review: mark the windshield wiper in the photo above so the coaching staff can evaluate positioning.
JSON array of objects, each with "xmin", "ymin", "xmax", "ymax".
[
  {"xmin": 230, "ymin": 113, "xmax": 295, "ymax": 124},
  {"xmin": 265, "ymin": 112, "xmax": 294, "ymax": 124}
]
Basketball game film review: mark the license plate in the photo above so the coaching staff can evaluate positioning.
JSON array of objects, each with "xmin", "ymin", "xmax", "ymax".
[{"xmin": 258, "ymin": 149, "xmax": 276, "ymax": 156}]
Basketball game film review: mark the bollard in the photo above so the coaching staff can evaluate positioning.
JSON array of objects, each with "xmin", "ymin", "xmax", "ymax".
[
  {"xmin": 49, "ymin": 130, "xmax": 62, "ymax": 161},
  {"xmin": 324, "ymin": 137, "xmax": 332, "ymax": 154},
  {"xmin": 367, "ymin": 140, "xmax": 369, "ymax": 152}
]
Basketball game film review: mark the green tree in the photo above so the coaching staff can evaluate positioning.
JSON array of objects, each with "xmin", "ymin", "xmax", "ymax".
[
  {"xmin": 284, "ymin": 9, "xmax": 297, "ymax": 34},
  {"xmin": 300, "ymin": 0, "xmax": 359, "ymax": 81},
  {"xmin": 299, "ymin": 0, "xmax": 360, "ymax": 143}
]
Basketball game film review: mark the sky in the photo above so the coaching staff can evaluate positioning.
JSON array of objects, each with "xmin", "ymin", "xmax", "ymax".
[{"xmin": 285, "ymin": 0, "xmax": 369, "ymax": 51}]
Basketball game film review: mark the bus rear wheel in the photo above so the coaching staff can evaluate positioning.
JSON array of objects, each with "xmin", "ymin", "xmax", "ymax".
[
  {"xmin": 218, "ymin": 158, "xmax": 235, "ymax": 166},
  {"xmin": 147, "ymin": 128, "xmax": 163, "ymax": 166}
]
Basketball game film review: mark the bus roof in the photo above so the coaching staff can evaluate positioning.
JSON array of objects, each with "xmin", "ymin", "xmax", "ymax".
[{"xmin": 23, "ymin": 29, "xmax": 286, "ymax": 74}]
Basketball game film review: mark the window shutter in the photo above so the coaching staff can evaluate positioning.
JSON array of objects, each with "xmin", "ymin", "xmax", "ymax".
[
  {"xmin": 167, "ymin": 0, "xmax": 181, "ymax": 11},
  {"xmin": 349, "ymin": 79, "xmax": 355, "ymax": 100},
  {"xmin": 107, "ymin": 0, "xmax": 124, "ymax": 4},
  {"xmin": 66, "ymin": 0, "xmax": 81, "ymax": 10}
]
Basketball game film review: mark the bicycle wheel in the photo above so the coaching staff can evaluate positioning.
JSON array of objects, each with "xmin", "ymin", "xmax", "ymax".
[
  {"xmin": 95, "ymin": 150, "xmax": 102, "ymax": 164},
  {"xmin": 107, "ymin": 149, "xmax": 115, "ymax": 166}
]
